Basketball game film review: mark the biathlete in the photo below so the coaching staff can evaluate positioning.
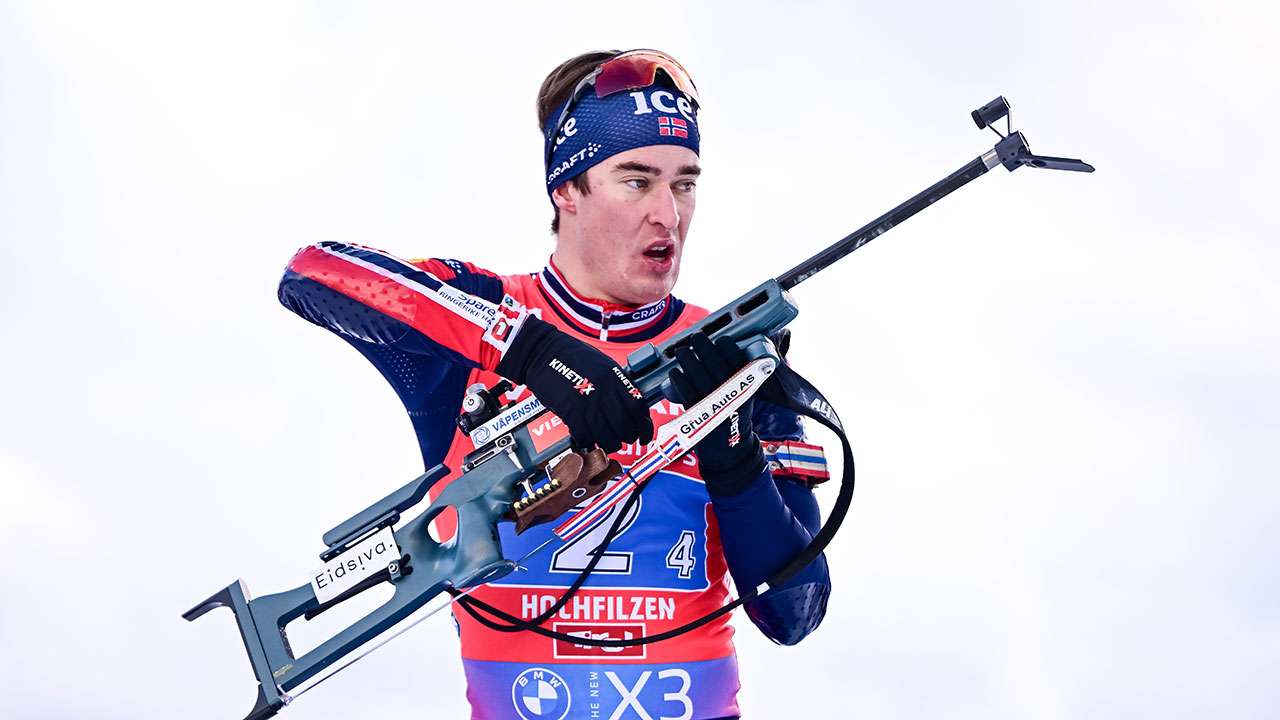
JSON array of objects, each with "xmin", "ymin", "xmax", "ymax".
[{"xmin": 278, "ymin": 49, "xmax": 832, "ymax": 720}]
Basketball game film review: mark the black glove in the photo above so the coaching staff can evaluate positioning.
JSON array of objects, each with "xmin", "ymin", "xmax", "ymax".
[
  {"xmin": 496, "ymin": 316, "xmax": 653, "ymax": 453},
  {"xmin": 667, "ymin": 334, "xmax": 766, "ymax": 495}
]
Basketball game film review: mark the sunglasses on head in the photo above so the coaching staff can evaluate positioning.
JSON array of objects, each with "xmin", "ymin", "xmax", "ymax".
[{"xmin": 544, "ymin": 50, "xmax": 700, "ymax": 170}]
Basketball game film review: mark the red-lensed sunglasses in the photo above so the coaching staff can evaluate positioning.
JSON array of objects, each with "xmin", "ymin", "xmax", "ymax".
[{"xmin": 544, "ymin": 50, "xmax": 700, "ymax": 169}]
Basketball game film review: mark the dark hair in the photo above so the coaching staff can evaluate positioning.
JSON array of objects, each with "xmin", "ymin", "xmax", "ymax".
[{"xmin": 537, "ymin": 50, "xmax": 620, "ymax": 234}]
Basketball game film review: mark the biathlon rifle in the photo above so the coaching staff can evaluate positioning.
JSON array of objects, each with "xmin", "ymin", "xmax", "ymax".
[{"xmin": 184, "ymin": 96, "xmax": 1093, "ymax": 720}]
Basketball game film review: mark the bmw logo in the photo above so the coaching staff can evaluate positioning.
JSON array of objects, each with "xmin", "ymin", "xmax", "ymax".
[{"xmin": 511, "ymin": 667, "xmax": 571, "ymax": 720}]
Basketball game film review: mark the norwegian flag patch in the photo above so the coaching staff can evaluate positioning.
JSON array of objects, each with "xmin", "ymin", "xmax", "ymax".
[
  {"xmin": 762, "ymin": 441, "xmax": 830, "ymax": 485},
  {"xmin": 658, "ymin": 116, "xmax": 689, "ymax": 138}
]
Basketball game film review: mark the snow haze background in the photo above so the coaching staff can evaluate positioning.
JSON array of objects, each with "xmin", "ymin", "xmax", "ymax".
[{"xmin": 2, "ymin": 1, "xmax": 1276, "ymax": 718}]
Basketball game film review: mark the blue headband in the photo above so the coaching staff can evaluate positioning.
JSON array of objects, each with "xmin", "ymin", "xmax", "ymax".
[{"xmin": 543, "ymin": 81, "xmax": 701, "ymax": 196}]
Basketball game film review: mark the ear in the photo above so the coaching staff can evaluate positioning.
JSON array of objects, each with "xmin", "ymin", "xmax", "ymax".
[{"xmin": 551, "ymin": 181, "xmax": 579, "ymax": 217}]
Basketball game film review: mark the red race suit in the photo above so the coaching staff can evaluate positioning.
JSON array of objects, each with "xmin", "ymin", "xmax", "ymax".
[{"xmin": 280, "ymin": 242, "xmax": 832, "ymax": 720}]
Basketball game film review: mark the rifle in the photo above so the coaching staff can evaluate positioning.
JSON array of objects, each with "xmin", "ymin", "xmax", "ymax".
[{"xmin": 184, "ymin": 96, "xmax": 1092, "ymax": 719}]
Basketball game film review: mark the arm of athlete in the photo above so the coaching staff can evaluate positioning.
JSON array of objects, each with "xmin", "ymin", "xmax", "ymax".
[
  {"xmin": 668, "ymin": 334, "xmax": 831, "ymax": 646},
  {"xmin": 707, "ymin": 402, "xmax": 831, "ymax": 646},
  {"xmin": 278, "ymin": 242, "xmax": 652, "ymax": 452}
]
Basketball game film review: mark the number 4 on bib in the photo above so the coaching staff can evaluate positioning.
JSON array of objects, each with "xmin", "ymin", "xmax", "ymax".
[{"xmin": 665, "ymin": 530, "xmax": 697, "ymax": 579}]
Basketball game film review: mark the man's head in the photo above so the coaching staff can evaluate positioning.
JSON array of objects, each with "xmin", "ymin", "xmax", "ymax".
[{"xmin": 536, "ymin": 50, "xmax": 701, "ymax": 306}]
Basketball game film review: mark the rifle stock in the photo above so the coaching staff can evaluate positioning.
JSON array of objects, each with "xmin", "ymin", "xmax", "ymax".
[{"xmin": 183, "ymin": 280, "xmax": 801, "ymax": 720}]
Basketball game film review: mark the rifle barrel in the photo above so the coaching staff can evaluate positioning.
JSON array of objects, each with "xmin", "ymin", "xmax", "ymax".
[{"xmin": 776, "ymin": 152, "xmax": 996, "ymax": 290}]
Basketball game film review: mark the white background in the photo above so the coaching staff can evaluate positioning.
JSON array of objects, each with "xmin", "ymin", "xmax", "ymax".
[{"xmin": 2, "ymin": 2, "xmax": 1277, "ymax": 718}]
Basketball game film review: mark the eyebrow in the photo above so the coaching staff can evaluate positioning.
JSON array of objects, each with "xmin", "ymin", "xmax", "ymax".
[{"xmin": 611, "ymin": 161, "xmax": 702, "ymax": 178}]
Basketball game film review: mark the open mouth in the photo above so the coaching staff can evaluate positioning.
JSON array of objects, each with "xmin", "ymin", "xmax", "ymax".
[{"xmin": 642, "ymin": 241, "xmax": 674, "ymax": 263}]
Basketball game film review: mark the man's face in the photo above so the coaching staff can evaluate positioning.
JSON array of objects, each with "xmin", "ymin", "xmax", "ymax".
[{"xmin": 553, "ymin": 145, "xmax": 700, "ymax": 306}]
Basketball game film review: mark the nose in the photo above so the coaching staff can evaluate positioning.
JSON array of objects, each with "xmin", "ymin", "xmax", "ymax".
[{"xmin": 645, "ymin": 185, "xmax": 680, "ymax": 231}]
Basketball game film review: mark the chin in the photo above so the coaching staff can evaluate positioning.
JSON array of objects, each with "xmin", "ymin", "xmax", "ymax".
[
  {"xmin": 640, "ymin": 275, "xmax": 680, "ymax": 304},
  {"xmin": 616, "ymin": 281, "xmax": 668, "ymax": 306},
  {"xmin": 617, "ymin": 260, "xmax": 680, "ymax": 305}
]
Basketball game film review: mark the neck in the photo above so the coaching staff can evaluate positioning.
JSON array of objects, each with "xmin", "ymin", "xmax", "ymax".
[{"xmin": 538, "ymin": 260, "xmax": 676, "ymax": 343}]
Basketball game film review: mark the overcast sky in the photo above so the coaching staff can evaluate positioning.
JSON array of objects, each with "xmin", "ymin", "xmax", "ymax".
[{"xmin": 2, "ymin": 1, "xmax": 1277, "ymax": 718}]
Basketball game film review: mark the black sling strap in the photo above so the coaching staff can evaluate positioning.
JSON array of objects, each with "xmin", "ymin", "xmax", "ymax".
[{"xmin": 448, "ymin": 363, "xmax": 855, "ymax": 647}]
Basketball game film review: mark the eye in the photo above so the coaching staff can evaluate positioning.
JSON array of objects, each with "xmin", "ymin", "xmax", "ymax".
[
  {"xmin": 675, "ymin": 179, "xmax": 697, "ymax": 193},
  {"xmin": 624, "ymin": 178, "xmax": 649, "ymax": 190}
]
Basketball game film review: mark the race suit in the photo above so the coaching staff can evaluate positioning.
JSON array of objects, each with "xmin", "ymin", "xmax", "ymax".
[{"xmin": 279, "ymin": 242, "xmax": 831, "ymax": 720}]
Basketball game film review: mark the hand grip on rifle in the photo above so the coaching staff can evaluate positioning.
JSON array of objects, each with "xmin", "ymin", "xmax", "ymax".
[
  {"xmin": 667, "ymin": 333, "xmax": 766, "ymax": 494},
  {"xmin": 496, "ymin": 315, "xmax": 654, "ymax": 453}
]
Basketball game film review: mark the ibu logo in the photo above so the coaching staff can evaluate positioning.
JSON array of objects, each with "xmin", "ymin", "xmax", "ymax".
[{"xmin": 511, "ymin": 667, "xmax": 572, "ymax": 720}]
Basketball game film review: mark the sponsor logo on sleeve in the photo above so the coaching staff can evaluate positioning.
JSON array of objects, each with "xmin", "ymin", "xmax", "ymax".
[
  {"xmin": 437, "ymin": 283, "xmax": 498, "ymax": 326},
  {"xmin": 485, "ymin": 294, "xmax": 529, "ymax": 354}
]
